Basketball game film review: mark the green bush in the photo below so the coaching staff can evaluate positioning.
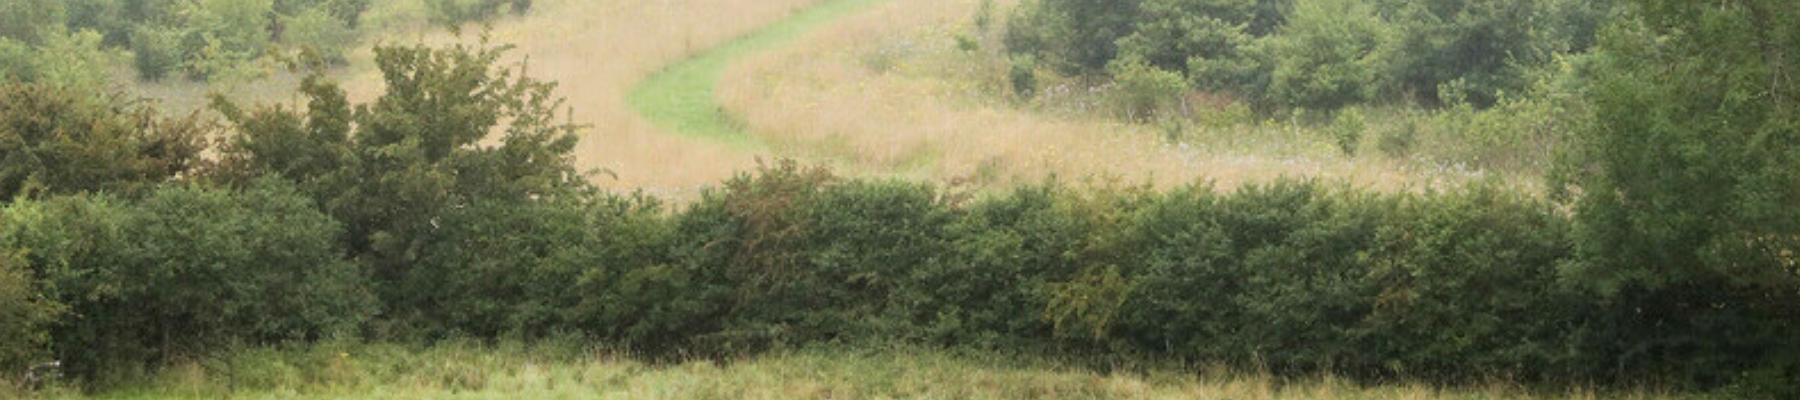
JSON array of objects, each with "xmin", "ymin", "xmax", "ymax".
[
  {"xmin": 0, "ymin": 38, "xmax": 31, "ymax": 81},
  {"xmin": 213, "ymin": 44, "xmax": 585, "ymax": 311},
  {"xmin": 399, "ymin": 194, "xmax": 665, "ymax": 341},
  {"xmin": 1106, "ymin": 58, "xmax": 1188, "ymax": 121},
  {"xmin": 654, "ymin": 162, "xmax": 953, "ymax": 353},
  {"xmin": 0, "ymin": 181, "xmax": 376, "ymax": 375},
  {"xmin": 1117, "ymin": 0, "xmax": 1264, "ymax": 96},
  {"xmin": 1379, "ymin": 0, "xmax": 1597, "ymax": 107},
  {"xmin": 130, "ymin": 26, "xmax": 182, "ymax": 81},
  {"xmin": 1002, "ymin": 0, "xmax": 1142, "ymax": 75},
  {"xmin": 281, "ymin": 7, "xmax": 355, "ymax": 65},
  {"xmin": 1556, "ymin": 1, "xmax": 1800, "ymax": 393},
  {"xmin": 64, "ymin": 0, "xmax": 132, "ymax": 46},
  {"xmin": 1008, "ymin": 56, "xmax": 1038, "ymax": 98},
  {"xmin": 922, "ymin": 183, "xmax": 1150, "ymax": 348},
  {"xmin": 1262, "ymin": 0, "xmax": 1389, "ymax": 111},
  {"xmin": 0, "ymin": 0, "xmax": 66, "ymax": 45},
  {"xmin": 0, "ymin": 250, "xmax": 64, "ymax": 374},
  {"xmin": 30, "ymin": 30, "xmax": 113, "ymax": 92},
  {"xmin": 1112, "ymin": 182, "xmax": 1388, "ymax": 372},
  {"xmin": 0, "ymin": 82, "xmax": 209, "ymax": 202},
  {"xmin": 426, "ymin": 0, "xmax": 530, "ymax": 32},
  {"xmin": 1327, "ymin": 107, "xmax": 1366, "ymax": 156},
  {"xmin": 1360, "ymin": 185, "xmax": 1583, "ymax": 380}
]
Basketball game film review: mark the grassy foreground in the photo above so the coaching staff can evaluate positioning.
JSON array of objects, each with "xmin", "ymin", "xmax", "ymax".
[
  {"xmin": 9, "ymin": 343, "xmax": 1703, "ymax": 400},
  {"xmin": 626, "ymin": 0, "xmax": 888, "ymax": 147}
]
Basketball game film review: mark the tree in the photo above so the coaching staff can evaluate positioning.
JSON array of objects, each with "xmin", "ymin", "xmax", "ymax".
[
  {"xmin": 0, "ymin": 0, "xmax": 66, "ymax": 45},
  {"xmin": 179, "ymin": 0, "xmax": 275, "ymax": 80},
  {"xmin": 1378, "ymin": 0, "xmax": 1593, "ymax": 107},
  {"xmin": 214, "ymin": 43, "xmax": 586, "ymax": 305},
  {"xmin": 1263, "ymin": 0, "xmax": 1391, "ymax": 111},
  {"xmin": 1115, "ymin": 0, "xmax": 1266, "ymax": 96},
  {"xmin": 1556, "ymin": 0, "xmax": 1799, "ymax": 390},
  {"xmin": 281, "ymin": 7, "xmax": 355, "ymax": 64},
  {"xmin": 1003, "ymin": 0, "xmax": 1144, "ymax": 75}
]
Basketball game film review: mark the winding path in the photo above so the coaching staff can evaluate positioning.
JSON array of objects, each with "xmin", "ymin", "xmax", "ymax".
[{"xmin": 626, "ymin": 0, "xmax": 887, "ymax": 148}]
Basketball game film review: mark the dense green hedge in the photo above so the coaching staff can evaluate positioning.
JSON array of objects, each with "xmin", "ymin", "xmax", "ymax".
[{"xmin": 0, "ymin": 180, "xmax": 374, "ymax": 377}]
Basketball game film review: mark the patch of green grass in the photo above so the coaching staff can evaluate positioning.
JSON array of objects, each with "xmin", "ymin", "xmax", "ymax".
[{"xmin": 626, "ymin": 0, "xmax": 888, "ymax": 148}]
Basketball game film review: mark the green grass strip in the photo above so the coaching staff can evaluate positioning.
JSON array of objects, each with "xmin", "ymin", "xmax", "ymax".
[{"xmin": 626, "ymin": 0, "xmax": 887, "ymax": 148}]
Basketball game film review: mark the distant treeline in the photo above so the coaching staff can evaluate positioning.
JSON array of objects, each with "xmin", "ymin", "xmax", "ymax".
[
  {"xmin": 1002, "ymin": 0, "xmax": 1612, "ymax": 112},
  {"xmin": 2, "ymin": 0, "xmax": 1796, "ymax": 397}
]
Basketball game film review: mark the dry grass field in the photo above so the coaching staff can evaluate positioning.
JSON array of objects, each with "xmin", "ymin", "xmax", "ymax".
[
  {"xmin": 119, "ymin": 0, "xmax": 1524, "ymax": 198},
  {"xmin": 364, "ymin": 0, "xmax": 841, "ymax": 197},
  {"xmin": 19, "ymin": 344, "xmax": 1704, "ymax": 400},
  {"xmin": 123, "ymin": 0, "xmax": 827, "ymax": 199},
  {"xmin": 718, "ymin": 0, "xmax": 1520, "ymax": 193}
]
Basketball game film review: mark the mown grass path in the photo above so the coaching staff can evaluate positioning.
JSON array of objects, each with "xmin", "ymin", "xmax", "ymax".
[{"xmin": 627, "ymin": 0, "xmax": 887, "ymax": 148}]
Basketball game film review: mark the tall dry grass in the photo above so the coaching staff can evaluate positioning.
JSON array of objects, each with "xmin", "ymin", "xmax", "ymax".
[
  {"xmin": 334, "ymin": 0, "xmax": 824, "ymax": 198},
  {"xmin": 718, "ymin": 0, "xmax": 1506, "ymax": 193},
  {"xmin": 14, "ymin": 343, "xmax": 1705, "ymax": 400}
]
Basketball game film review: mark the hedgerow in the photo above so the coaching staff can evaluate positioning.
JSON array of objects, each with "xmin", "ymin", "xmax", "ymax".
[{"xmin": 3, "ymin": 17, "xmax": 1794, "ymax": 395}]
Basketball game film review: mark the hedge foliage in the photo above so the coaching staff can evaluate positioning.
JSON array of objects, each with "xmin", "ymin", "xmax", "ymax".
[{"xmin": 0, "ymin": 180, "xmax": 373, "ymax": 377}]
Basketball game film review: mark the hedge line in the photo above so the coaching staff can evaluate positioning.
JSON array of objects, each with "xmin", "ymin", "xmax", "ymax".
[
  {"xmin": 3, "ymin": 39, "xmax": 1795, "ymax": 397},
  {"xmin": 4, "ymin": 161, "xmax": 1794, "ymax": 393}
]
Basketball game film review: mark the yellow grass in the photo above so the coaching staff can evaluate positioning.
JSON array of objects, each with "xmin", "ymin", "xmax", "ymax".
[
  {"xmin": 15, "ymin": 344, "xmax": 1702, "ymax": 400},
  {"xmin": 718, "ymin": 0, "xmax": 1512, "ymax": 193},
  {"xmin": 345, "ymin": 0, "xmax": 846, "ymax": 198},
  {"xmin": 124, "ymin": 0, "xmax": 828, "ymax": 199}
]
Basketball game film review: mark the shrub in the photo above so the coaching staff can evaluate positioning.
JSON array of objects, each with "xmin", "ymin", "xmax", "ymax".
[
  {"xmin": 30, "ymin": 30, "xmax": 112, "ymax": 92},
  {"xmin": 1327, "ymin": 107, "xmax": 1365, "ymax": 156},
  {"xmin": 179, "ymin": 0, "xmax": 276, "ymax": 80},
  {"xmin": 1008, "ymin": 56, "xmax": 1038, "ymax": 99},
  {"xmin": 426, "ymin": 0, "xmax": 530, "ymax": 32},
  {"xmin": 1002, "ymin": 0, "xmax": 1143, "ymax": 75},
  {"xmin": 923, "ymin": 183, "xmax": 1150, "ymax": 348},
  {"xmin": 64, "ymin": 0, "xmax": 132, "ymax": 46},
  {"xmin": 400, "ymin": 194, "xmax": 665, "ymax": 341},
  {"xmin": 0, "ymin": 38, "xmax": 31, "ymax": 81},
  {"xmin": 130, "ymin": 26, "xmax": 182, "ymax": 81},
  {"xmin": 0, "ymin": 82, "xmax": 209, "ymax": 202},
  {"xmin": 213, "ymin": 43, "xmax": 585, "ymax": 309},
  {"xmin": 1114, "ymin": 182, "xmax": 1389, "ymax": 372},
  {"xmin": 281, "ymin": 7, "xmax": 355, "ymax": 65},
  {"xmin": 1360, "ymin": 185, "xmax": 1583, "ymax": 381},
  {"xmin": 0, "ymin": 181, "xmax": 376, "ymax": 375},
  {"xmin": 1263, "ymin": 0, "xmax": 1389, "ymax": 111},
  {"xmin": 1116, "ymin": 0, "xmax": 1264, "ymax": 95},
  {"xmin": 1375, "ymin": 113, "xmax": 1418, "ymax": 159},
  {"xmin": 0, "ymin": 0, "xmax": 66, "ymax": 45},
  {"xmin": 1379, "ymin": 0, "xmax": 1599, "ymax": 107},
  {"xmin": 0, "ymin": 250, "xmax": 64, "ymax": 374},
  {"xmin": 657, "ymin": 162, "xmax": 954, "ymax": 352},
  {"xmin": 1106, "ymin": 58, "xmax": 1187, "ymax": 121},
  {"xmin": 1557, "ymin": 1, "xmax": 1800, "ymax": 392}
]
